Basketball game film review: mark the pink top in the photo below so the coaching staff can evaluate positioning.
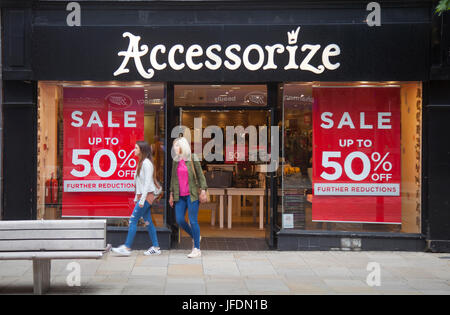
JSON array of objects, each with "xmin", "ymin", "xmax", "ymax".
[{"xmin": 177, "ymin": 160, "xmax": 190, "ymax": 196}]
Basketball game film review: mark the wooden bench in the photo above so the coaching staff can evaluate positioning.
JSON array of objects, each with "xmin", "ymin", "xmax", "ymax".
[{"xmin": 0, "ymin": 219, "xmax": 109, "ymax": 294}]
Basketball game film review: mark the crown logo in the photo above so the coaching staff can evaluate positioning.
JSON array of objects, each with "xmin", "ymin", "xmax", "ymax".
[{"xmin": 287, "ymin": 27, "xmax": 301, "ymax": 45}]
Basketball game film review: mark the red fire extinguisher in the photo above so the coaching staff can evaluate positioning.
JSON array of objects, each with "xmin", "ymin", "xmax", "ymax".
[
  {"xmin": 45, "ymin": 177, "xmax": 52, "ymax": 204},
  {"xmin": 51, "ymin": 174, "xmax": 58, "ymax": 204},
  {"xmin": 45, "ymin": 173, "xmax": 59, "ymax": 205}
]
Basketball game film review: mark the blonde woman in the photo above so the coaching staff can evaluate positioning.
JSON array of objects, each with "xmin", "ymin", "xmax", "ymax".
[{"xmin": 169, "ymin": 137, "xmax": 208, "ymax": 258}]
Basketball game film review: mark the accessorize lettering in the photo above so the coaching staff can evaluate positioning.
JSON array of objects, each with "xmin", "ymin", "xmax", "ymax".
[{"xmin": 114, "ymin": 27, "xmax": 341, "ymax": 79}]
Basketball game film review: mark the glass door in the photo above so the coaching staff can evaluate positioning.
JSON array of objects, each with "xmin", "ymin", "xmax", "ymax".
[
  {"xmin": 264, "ymin": 84, "xmax": 282, "ymax": 248},
  {"xmin": 171, "ymin": 83, "xmax": 280, "ymax": 248},
  {"xmin": 264, "ymin": 114, "xmax": 275, "ymax": 247}
]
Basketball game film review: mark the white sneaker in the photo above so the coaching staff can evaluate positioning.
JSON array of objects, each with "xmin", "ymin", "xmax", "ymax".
[
  {"xmin": 111, "ymin": 245, "xmax": 131, "ymax": 256},
  {"xmin": 187, "ymin": 248, "xmax": 201, "ymax": 258},
  {"xmin": 144, "ymin": 246, "xmax": 161, "ymax": 256},
  {"xmin": 192, "ymin": 236, "xmax": 202, "ymax": 250}
]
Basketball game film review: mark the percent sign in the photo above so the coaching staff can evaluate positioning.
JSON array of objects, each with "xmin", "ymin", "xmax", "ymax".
[
  {"xmin": 118, "ymin": 150, "xmax": 137, "ymax": 168},
  {"xmin": 371, "ymin": 152, "xmax": 392, "ymax": 172}
]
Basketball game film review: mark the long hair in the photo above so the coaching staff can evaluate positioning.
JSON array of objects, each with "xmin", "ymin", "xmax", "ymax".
[
  {"xmin": 173, "ymin": 137, "xmax": 192, "ymax": 161},
  {"xmin": 136, "ymin": 141, "xmax": 161, "ymax": 188}
]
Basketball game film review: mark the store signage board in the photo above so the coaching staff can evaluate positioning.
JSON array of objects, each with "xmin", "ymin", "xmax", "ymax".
[
  {"xmin": 62, "ymin": 87, "xmax": 144, "ymax": 217},
  {"xmin": 32, "ymin": 24, "xmax": 429, "ymax": 82},
  {"xmin": 312, "ymin": 87, "xmax": 401, "ymax": 224},
  {"xmin": 175, "ymin": 85, "xmax": 267, "ymax": 107},
  {"xmin": 112, "ymin": 27, "xmax": 341, "ymax": 80}
]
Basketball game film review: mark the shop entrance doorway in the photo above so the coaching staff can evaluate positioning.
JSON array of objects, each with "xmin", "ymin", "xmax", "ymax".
[
  {"xmin": 170, "ymin": 84, "xmax": 279, "ymax": 250},
  {"xmin": 176, "ymin": 108, "xmax": 268, "ymax": 250}
]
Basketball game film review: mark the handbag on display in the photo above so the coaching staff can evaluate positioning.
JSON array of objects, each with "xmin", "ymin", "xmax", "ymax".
[{"xmin": 205, "ymin": 170, "xmax": 233, "ymax": 188}]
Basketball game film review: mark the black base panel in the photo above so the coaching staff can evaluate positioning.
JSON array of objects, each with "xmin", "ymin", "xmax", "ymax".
[{"xmin": 277, "ymin": 231, "xmax": 426, "ymax": 251}]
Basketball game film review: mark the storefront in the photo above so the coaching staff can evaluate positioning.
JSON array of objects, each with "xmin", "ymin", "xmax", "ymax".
[{"xmin": 2, "ymin": 1, "xmax": 449, "ymax": 251}]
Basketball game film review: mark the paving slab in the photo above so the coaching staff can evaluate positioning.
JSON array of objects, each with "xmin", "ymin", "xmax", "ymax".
[
  {"xmin": 323, "ymin": 279, "xmax": 378, "ymax": 294},
  {"xmin": 205, "ymin": 277, "xmax": 248, "ymax": 295},
  {"xmin": 284, "ymin": 278, "xmax": 333, "ymax": 294},
  {"xmin": 311, "ymin": 266, "xmax": 353, "ymax": 279},
  {"xmin": 165, "ymin": 276, "xmax": 206, "ymax": 295},
  {"xmin": 168, "ymin": 264, "xmax": 204, "ymax": 277},
  {"xmin": 203, "ymin": 264, "xmax": 241, "ymax": 277},
  {"xmin": 131, "ymin": 266, "xmax": 168, "ymax": 277},
  {"xmin": 236, "ymin": 260, "xmax": 277, "ymax": 276},
  {"xmin": 244, "ymin": 277, "xmax": 290, "ymax": 293}
]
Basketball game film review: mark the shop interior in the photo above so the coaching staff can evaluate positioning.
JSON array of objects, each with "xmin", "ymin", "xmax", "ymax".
[{"xmin": 174, "ymin": 84, "xmax": 271, "ymax": 239}]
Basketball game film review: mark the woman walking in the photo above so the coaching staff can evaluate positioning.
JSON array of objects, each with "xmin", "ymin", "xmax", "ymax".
[
  {"xmin": 169, "ymin": 137, "xmax": 208, "ymax": 258},
  {"xmin": 112, "ymin": 141, "xmax": 162, "ymax": 256}
]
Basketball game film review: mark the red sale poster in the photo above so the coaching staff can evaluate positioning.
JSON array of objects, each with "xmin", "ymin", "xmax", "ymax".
[
  {"xmin": 62, "ymin": 87, "xmax": 144, "ymax": 217},
  {"xmin": 312, "ymin": 87, "xmax": 401, "ymax": 224}
]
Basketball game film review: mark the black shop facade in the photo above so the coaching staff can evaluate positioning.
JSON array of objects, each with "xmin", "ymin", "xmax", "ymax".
[{"xmin": 2, "ymin": 0, "xmax": 449, "ymax": 252}]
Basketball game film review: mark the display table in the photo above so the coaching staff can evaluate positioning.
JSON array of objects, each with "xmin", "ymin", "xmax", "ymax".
[
  {"xmin": 226, "ymin": 188, "xmax": 265, "ymax": 230},
  {"xmin": 207, "ymin": 188, "xmax": 226, "ymax": 228}
]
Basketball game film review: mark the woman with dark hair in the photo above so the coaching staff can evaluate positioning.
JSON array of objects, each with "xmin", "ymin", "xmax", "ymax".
[{"xmin": 112, "ymin": 141, "xmax": 162, "ymax": 256}]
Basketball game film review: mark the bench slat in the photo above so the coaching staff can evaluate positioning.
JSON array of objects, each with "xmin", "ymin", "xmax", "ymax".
[
  {"xmin": 0, "ymin": 251, "xmax": 104, "ymax": 260},
  {"xmin": 0, "ymin": 220, "xmax": 106, "ymax": 230},
  {"xmin": 0, "ymin": 239, "xmax": 106, "ymax": 252},
  {"xmin": 0, "ymin": 229, "xmax": 105, "ymax": 240}
]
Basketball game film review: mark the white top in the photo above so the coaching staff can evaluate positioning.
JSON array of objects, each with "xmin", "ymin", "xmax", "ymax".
[{"xmin": 134, "ymin": 158, "xmax": 157, "ymax": 206}]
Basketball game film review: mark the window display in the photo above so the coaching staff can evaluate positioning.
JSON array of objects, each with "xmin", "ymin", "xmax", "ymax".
[
  {"xmin": 312, "ymin": 86, "xmax": 401, "ymax": 224},
  {"xmin": 281, "ymin": 82, "xmax": 422, "ymax": 233},
  {"xmin": 62, "ymin": 87, "xmax": 144, "ymax": 217},
  {"xmin": 37, "ymin": 82, "xmax": 165, "ymax": 226}
]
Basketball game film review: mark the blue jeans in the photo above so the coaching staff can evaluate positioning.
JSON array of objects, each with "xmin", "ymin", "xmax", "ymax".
[
  {"xmin": 175, "ymin": 196, "xmax": 200, "ymax": 249},
  {"xmin": 125, "ymin": 201, "xmax": 159, "ymax": 249}
]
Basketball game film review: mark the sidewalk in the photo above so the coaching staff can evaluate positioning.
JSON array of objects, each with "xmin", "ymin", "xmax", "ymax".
[{"xmin": 0, "ymin": 250, "xmax": 449, "ymax": 295}]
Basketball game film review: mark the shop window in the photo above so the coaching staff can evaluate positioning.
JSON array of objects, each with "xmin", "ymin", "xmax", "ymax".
[
  {"xmin": 37, "ymin": 81, "xmax": 166, "ymax": 228},
  {"xmin": 281, "ymin": 82, "xmax": 422, "ymax": 233}
]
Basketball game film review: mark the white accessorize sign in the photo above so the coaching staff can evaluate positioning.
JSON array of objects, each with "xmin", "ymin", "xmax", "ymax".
[{"xmin": 113, "ymin": 26, "xmax": 341, "ymax": 80}]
